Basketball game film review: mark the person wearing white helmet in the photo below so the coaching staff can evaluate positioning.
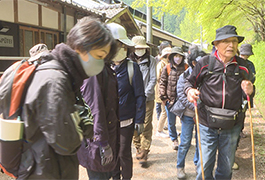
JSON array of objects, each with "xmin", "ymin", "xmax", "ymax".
[
  {"xmin": 128, "ymin": 36, "xmax": 156, "ymax": 165},
  {"xmin": 106, "ymin": 23, "xmax": 146, "ymax": 180}
]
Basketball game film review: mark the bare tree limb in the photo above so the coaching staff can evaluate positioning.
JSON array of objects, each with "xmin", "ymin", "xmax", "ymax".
[{"xmin": 215, "ymin": 0, "xmax": 234, "ymax": 19}]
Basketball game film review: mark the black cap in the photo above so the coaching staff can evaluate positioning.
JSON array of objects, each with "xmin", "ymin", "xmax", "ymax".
[{"xmin": 211, "ymin": 25, "xmax": 244, "ymax": 45}]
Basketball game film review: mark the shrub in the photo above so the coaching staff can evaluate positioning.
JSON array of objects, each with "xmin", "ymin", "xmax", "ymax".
[{"xmin": 250, "ymin": 41, "xmax": 265, "ymax": 114}]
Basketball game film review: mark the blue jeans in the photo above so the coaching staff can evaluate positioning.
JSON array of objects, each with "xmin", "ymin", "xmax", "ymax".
[
  {"xmin": 196, "ymin": 123, "xmax": 242, "ymax": 180},
  {"xmin": 156, "ymin": 102, "xmax": 162, "ymax": 120},
  {"xmin": 194, "ymin": 127, "xmax": 199, "ymax": 166},
  {"xmin": 165, "ymin": 103, "xmax": 178, "ymax": 141},
  {"xmin": 177, "ymin": 115, "xmax": 198, "ymax": 168},
  {"xmin": 87, "ymin": 169, "xmax": 111, "ymax": 180}
]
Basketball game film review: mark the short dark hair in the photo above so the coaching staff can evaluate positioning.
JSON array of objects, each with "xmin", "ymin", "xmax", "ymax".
[
  {"xmin": 187, "ymin": 49, "xmax": 207, "ymax": 68},
  {"xmin": 158, "ymin": 41, "xmax": 171, "ymax": 55},
  {"xmin": 188, "ymin": 44, "xmax": 199, "ymax": 54},
  {"xmin": 67, "ymin": 17, "xmax": 115, "ymax": 54}
]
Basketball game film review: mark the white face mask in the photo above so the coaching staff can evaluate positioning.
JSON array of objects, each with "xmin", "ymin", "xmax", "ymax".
[
  {"xmin": 135, "ymin": 49, "xmax": 146, "ymax": 57},
  {"xmin": 78, "ymin": 52, "xmax": 104, "ymax": 77},
  {"xmin": 174, "ymin": 56, "xmax": 183, "ymax": 65},
  {"xmin": 113, "ymin": 48, "xmax": 127, "ymax": 62}
]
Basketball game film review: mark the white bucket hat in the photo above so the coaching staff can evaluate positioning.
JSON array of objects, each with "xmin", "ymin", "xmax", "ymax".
[
  {"xmin": 106, "ymin": 23, "xmax": 134, "ymax": 47},
  {"xmin": 161, "ymin": 47, "xmax": 172, "ymax": 58},
  {"xmin": 28, "ymin": 43, "xmax": 49, "ymax": 62},
  {"xmin": 132, "ymin": 36, "xmax": 149, "ymax": 49}
]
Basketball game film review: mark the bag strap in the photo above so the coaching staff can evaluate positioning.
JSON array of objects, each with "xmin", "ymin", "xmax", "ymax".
[
  {"xmin": 127, "ymin": 59, "xmax": 134, "ymax": 86},
  {"xmin": 184, "ymin": 63, "xmax": 189, "ymax": 70},
  {"xmin": 208, "ymin": 55, "xmax": 216, "ymax": 74},
  {"xmin": 166, "ymin": 63, "xmax": 171, "ymax": 76}
]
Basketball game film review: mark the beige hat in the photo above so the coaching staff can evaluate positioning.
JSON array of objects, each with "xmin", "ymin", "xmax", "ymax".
[
  {"xmin": 106, "ymin": 23, "xmax": 135, "ymax": 47},
  {"xmin": 132, "ymin": 36, "xmax": 149, "ymax": 49},
  {"xmin": 169, "ymin": 46, "xmax": 184, "ymax": 57},
  {"xmin": 28, "ymin": 43, "xmax": 49, "ymax": 62},
  {"xmin": 161, "ymin": 47, "xmax": 172, "ymax": 58}
]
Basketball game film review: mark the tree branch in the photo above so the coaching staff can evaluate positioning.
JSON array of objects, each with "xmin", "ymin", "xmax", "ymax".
[{"xmin": 215, "ymin": 0, "xmax": 234, "ymax": 19}]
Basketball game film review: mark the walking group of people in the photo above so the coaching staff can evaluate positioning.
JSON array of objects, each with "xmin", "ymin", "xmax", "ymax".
[{"xmin": 4, "ymin": 16, "xmax": 256, "ymax": 180}]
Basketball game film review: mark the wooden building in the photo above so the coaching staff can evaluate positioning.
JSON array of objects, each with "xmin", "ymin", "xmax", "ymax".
[
  {"xmin": 0, "ymin": 0, "xmax": 104, "ymax": 72},
  {"xmin": 0, "ymin": 0, "xmax": 191, "ymax": 73}
]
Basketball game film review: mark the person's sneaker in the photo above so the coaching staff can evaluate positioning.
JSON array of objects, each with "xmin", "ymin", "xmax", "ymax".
[
  {"xmin": 139, "ymin": 150, "xmax": 149, "ymax": 165},
  {"xmin": 172, "ymin": 139, "xmax": 179, "ymax": 150},
  {"xmin": 136, "ymin": 149, "xmax": 145, "ymax": 160},
  {"xmin": 177, "ymin": 168, "xmax": 186, "ymax": 179},
  {"xmin": 232, "ymin": 162, "xmax": 239, "ymax": 170},
  {"xmin": 156, "ymin": 131, "xmax": 169, "ymax": 138}
]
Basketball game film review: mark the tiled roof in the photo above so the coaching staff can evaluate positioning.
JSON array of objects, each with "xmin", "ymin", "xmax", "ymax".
[
  {"xmin": 72, "ymin": 0, "xmax": 103, "ymax": 8},
  {"xmin": 58, "ymin": 0, "xmax": 103, "ymax": 16},
  {"xmin": 93, "ymin": 3, "xmax": 126, "ymax": 19},
  {"xmin": 59, "ymin": 0, "xmax": 126, "ymax": 19}
]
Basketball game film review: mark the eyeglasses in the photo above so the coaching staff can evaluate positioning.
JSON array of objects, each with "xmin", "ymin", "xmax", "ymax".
[{"xmin": 220, "ymin": 39, "xmax": 239, "ymax": 44}]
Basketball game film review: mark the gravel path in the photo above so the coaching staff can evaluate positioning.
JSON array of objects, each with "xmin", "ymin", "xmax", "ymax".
[{"xmin": 1, "ymin": 106, "xmax": 264, "ymax": 180}]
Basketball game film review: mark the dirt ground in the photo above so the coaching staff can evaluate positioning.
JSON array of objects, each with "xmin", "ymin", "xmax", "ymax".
[
  {"xmin": 80, "ymin": 104, "xmax": 265, "ymax": 180},
  {"xmin": 1, "ymin": 105, "xmax": 264, "ymax": 180}
]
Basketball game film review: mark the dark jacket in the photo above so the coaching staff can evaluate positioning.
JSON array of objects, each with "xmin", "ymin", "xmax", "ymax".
[
  {"xmin": 246, "ymin": 59, "xmax": 256, "ymax": 83},
  {"xmin": 159, "ymin": 62, "xmax": 186, "ymax": 108},
  {"xmin": 185, "ymin": 52, "xmax": 254, "ymax": 127},
  {"xmin": 77, "ymin": 65, "xmax": 120, "ymax": 172},
  {"xmin": 113, "ymin": 58, "xmax": 146, "ymax": 124},
  {"xmin": 19, "ymin": 43, "xmax": 88, "ymax": 179},
  {"xmin": 174, "ymin": 68, "xmax": 194, "ymax": 118}
]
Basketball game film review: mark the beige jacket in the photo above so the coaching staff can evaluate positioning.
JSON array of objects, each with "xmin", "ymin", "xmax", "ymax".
[{"xmin": 154, "ymin": 57, "xmax": 168, "ymax": 103}]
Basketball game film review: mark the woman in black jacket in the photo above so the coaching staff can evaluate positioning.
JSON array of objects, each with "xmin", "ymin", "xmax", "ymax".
[{"xmin": 19, "ymin": 17, "xmax": 116, "ymax": 179}]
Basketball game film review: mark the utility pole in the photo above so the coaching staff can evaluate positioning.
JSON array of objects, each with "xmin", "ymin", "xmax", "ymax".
[
  {"xmin": 161, "ymin": 13, "xmax": 164, "ymax": 31},
  {"xmin": 63, "ymin": 6, "xmax": 67, "ymax": 43},
  {"xmin": 146, "ymin": 0, "xmax": 153, "ymax": 45}
]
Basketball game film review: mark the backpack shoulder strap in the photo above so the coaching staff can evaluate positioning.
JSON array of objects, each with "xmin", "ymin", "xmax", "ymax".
[
  {"xmin": 184, "ymin": 63, "xmax": 189, "ymax": 70},
  {"xmin": 198, "ymin": 55, "xmax": 216, "ymax": 88},
  {"xmin": 127, "ymin": 59, "xmax": 134, "ymax": 86},
  {"xmin": 208, "ymin": 55, "xmax": 216, "ymax": 74},
  {"xmin": 183, "ymin": 69, "xmax": 190, "ymax": 79},
  {"xmin": 166, "ymin": 63, "xmax": 171, "ymax": 76}
]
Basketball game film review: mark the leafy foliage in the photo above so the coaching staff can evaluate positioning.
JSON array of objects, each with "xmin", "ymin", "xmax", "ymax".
[
  {"xmin": 130, "ymin": 0, "xmax": 264, "ymax": 45},
  {"xmin": 179, "ymin": 11, "xmax": 200, "ymax": 42},
  {"xmin": 124, "ymin": 0, "xmax": 186, "ymax": 36},
  {"xmin": 250, "ymin": 41, "xmax": 265, "ymax": 106},
  {"xmin": 164, "ymin": 9, "xmax": 186, "ymax": 35}
]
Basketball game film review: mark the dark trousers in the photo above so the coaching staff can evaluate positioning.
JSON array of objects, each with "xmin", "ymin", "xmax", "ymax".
[
  {"xmin": 87, "ymin": 169, "xmax": 111, "ymax": 180},
  {"xmin": 112, "ymin": 123, "xmax": 134, "ymax": 180}
]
